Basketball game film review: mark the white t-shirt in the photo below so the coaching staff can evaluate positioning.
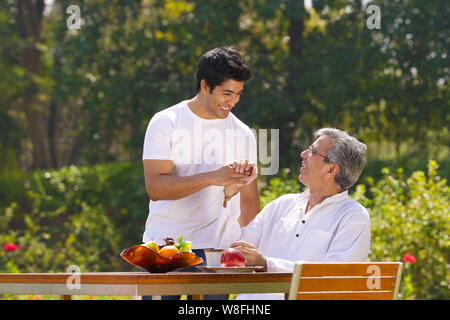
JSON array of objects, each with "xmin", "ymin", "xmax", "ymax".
[
  {"xmin": 142, "ymin": 100, "xmax": 257, "ymax": 249},
  {"xmin": 237, "ymin": 189, "xmax": 371, "ymax": 300}
]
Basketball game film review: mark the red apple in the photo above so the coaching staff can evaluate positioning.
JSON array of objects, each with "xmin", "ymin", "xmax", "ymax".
[{"xmin": 220, "ymin": 248, "xmax": 246, "ymax": 267}]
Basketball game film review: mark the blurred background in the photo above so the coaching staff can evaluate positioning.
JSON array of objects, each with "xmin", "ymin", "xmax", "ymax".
[{"xmin": 0, "ymin": 0, "xmax": 448, "ymax": 300}]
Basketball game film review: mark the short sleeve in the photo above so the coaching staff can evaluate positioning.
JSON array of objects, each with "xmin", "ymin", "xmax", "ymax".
[
  {"xmin": 248, "ymin": 130, "xmax": 258, "ymax": 173},
  {"xmin": 142, "ymin": 112, "xmax": 173, "ymax": 160}
]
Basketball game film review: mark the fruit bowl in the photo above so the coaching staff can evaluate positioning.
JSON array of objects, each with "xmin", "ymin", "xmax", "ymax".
[{"xmin": 120, "ymin": 245, "xmax": 204, "ymax": 273}]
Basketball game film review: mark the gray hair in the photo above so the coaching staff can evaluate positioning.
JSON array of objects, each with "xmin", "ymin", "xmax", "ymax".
[{"xmin": 315, "ymin": 128, "xmax": 367, "ymax": 191}]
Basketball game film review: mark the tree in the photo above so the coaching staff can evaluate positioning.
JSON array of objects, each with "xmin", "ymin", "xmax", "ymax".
[
  {"xmin": 16, "ymin": 0, "xmax": 52, "ymax": 169},
  {"xmin": 0, "ymin": 0, "xmax": 447, "ymax": 173}
]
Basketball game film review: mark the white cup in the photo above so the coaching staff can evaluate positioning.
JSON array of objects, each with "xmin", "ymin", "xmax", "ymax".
[{"xmin": 204, "ymin": 249, "xmax": 224, "ymax": 266}]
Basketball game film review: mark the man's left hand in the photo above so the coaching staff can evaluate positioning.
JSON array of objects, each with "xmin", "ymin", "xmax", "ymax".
[{"xmin": 230, "ymin": 241, "xmax": 267, "ymax": 270}]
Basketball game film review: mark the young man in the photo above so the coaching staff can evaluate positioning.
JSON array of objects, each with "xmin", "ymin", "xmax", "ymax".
[
  {"xmin": 231, "ymin": 128, "xmax": 371, "ymax": 300},
  {"xmin": 142, "ymin": 47, "xmax": 260, "ymax": 299}
]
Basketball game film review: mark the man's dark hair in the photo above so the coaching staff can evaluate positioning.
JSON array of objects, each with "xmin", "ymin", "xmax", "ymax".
[{"xmin": 195, "ymin": 47, "xmax": 252, "ymax": 93}]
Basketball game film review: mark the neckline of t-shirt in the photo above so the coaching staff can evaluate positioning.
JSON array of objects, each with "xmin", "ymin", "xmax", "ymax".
[{"xmin": 182, "ymin": 100, "xmax": 230, "ymax": 124}]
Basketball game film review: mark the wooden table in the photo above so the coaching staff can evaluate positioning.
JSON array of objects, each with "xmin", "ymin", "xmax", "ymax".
[{"xmin": 0, "ymin": 272, "xmax": 292, "ymax": 300}]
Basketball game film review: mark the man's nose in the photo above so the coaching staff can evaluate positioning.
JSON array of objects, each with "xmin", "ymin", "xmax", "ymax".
[{"xmin": 300, "ymin": 149, "xmax": 308, "ymax": 159}]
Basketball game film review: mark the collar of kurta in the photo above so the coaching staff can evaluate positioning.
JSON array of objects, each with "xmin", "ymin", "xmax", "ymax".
[{"xmin": 297, "ymin": 188, "xmax": 350, "ymax": 221}]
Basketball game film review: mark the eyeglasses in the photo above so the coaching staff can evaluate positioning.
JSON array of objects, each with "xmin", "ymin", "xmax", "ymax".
[{"xmin": 307, "ymin": 145, "xmax": 329, "ymax": 161}]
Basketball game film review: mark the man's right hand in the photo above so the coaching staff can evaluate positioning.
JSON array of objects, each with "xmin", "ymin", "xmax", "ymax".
[
  {"xmin": 221, "ymin": 161, "xmax": 257, "ymax": 208},
  {"xmin": 208, "ymin": 164, "xmax": 252, "ymax": 186},
  {"xmin": 230, "ymin": 160, "xmax": 257, "ymax": 185}
]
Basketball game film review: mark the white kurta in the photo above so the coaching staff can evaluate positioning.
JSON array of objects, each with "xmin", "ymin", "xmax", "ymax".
[{"xmin": 237, "ymin": 189, "xmax": 371, "ymax": 300}]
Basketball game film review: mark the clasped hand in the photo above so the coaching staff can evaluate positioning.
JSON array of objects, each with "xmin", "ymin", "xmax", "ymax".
[{"xmin": 220, "ymin": 160, "xmax": 257, "ymax": 207}]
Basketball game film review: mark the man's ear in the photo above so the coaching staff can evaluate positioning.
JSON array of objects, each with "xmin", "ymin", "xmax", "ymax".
[
  {"xmin": 200, "ymin": 79, "xmax": 211, "ymax": 94},
  {"xmin": 328, "ymin": 163, "xmax": 340, "ymax": 177}
]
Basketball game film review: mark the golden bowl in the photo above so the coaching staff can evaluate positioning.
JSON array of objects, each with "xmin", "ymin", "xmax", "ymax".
[{"xmin": 120, "ymin": 245, "xmax": 204, "ymax": 273}]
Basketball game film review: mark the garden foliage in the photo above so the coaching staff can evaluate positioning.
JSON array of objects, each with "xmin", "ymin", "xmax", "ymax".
[
  {"xmin": 353, "ymin": 160, "xmax": 449, "ymax": 299},
  {"xmin": 0, "ymin": 162, "xmax": 148, "ymax": 274}
]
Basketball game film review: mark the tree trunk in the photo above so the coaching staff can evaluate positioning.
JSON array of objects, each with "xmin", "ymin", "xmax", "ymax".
[
  {"xmin": 68, "ymin": 135, "xmax": 83, "ymax": 165},
  {"xmin": 280, "ymin": 0, "xmax": 306, "ymax": 169},
  {"xmin": 16, "ymin": 0, "xmax": 51, "ymax": 169},
  {"xmin": 48, "ymin": 99, "xmax": 59, "ymax": 168}
]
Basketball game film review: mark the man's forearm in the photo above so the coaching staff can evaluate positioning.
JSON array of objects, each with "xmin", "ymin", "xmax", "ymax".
[
  {"xmin": 146, "ymin": 172, "xmax": 213, "ymax": 201},
  {"xmin": 239, "ymin": 197, "xmax": 260, "ymax": 226},
  {"xmin": 239, "ymin": 179, "xmax": 260, "ymax": 226}
]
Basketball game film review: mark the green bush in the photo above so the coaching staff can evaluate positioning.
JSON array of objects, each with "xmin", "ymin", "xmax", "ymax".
[
  {"xmin": 359, "ymin": 157, "xmax": 450, "ymax": 185},
  {"xmin": 0, "ymin": 162, "xmax": 149, "ymax": 273},
  {"xmin": 353, "ymin": 160, "xmax": 449, "ymax": 299},
  {"xmin": 259, "ymin": 168, "xmax": 303, "ymax": 208}
]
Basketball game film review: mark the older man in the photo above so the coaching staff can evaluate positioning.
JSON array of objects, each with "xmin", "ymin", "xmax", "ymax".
[{"xmin": 231, "ymin": 128, "xmax": 370, "ymax": 300}]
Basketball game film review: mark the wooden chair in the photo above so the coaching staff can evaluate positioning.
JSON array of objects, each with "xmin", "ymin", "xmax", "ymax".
[{"xmin": 287, "ymin": 262, "xmax": 403, "ymax": 300}]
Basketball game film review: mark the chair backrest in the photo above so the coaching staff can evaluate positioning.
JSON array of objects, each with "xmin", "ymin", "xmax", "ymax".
[{"xmin": 288, "ymin": 262, "xmax": 403, "ymax": 300}]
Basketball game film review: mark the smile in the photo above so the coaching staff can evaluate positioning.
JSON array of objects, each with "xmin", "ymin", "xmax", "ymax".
[{"xmin": 220, "ymin": 106, "xmax": 231, "ymax": 111}]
